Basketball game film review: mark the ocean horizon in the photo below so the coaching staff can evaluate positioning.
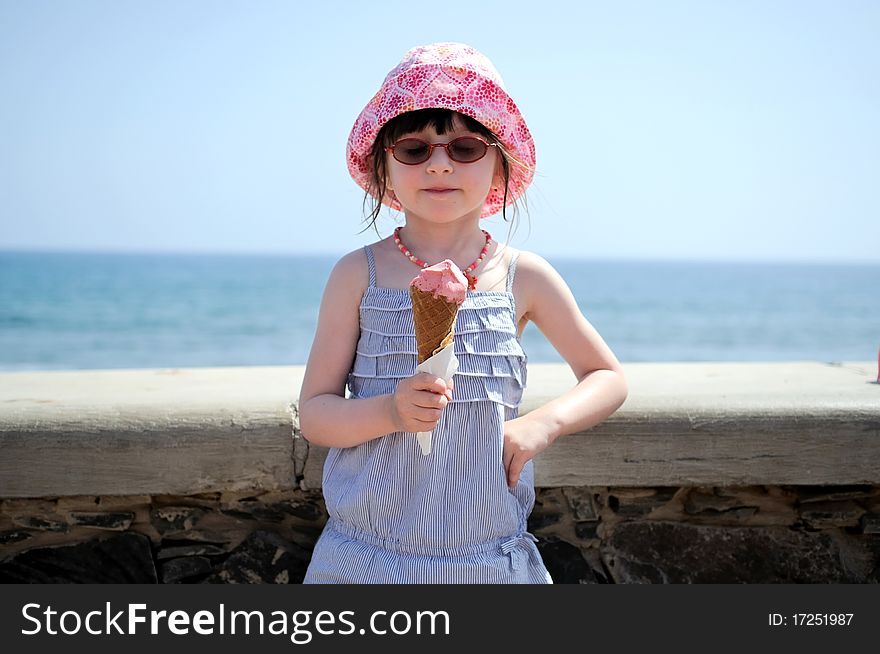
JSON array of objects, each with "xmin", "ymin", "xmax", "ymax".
[{"xmin": 1, "ymin": 250, "xmax": 877, "ymax": 372}]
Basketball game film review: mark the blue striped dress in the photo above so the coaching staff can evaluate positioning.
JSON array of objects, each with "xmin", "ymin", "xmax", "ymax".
[{"xmin": 302, "ymin": 245, "xmax": 553, "ymax": 584}]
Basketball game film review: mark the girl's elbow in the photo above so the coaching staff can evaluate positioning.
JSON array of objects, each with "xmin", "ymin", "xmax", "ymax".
[
  {"xmin": 615, "ymin": 370, "xmax": 629, "ymax": 408},
  {"xmin": 298, "ymin": 421, "xmax": 317, "ymax": 444},
  {"xmin": 297, "ymin": 399, "xmax": 322, "ymax": 445},
  {"xmin": 299, "ymin": 423, "xmax": 328, "ymax": 447}
]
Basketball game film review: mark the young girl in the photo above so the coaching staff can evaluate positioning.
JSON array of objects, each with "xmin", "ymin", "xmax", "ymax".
[{"xmin": 298, "ymin": 43, "xmax": 628, "ymax": 583}]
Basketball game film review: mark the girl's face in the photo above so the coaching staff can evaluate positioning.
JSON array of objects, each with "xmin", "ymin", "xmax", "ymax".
[{"xmin": 385, "ymin": 117, "xmax": 501, "ymax": 224}]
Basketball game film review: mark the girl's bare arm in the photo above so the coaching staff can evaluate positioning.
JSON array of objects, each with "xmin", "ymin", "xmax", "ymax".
[
  {"xmin": 516, "ymin": 251, "xmax": 628, "ymax": 440},
  {"xmin": 298, "ymin": 250, "xmax": 451, "ymax": 448},
  {"xmin": 298, "ymin": 250, "xmax": 382, "ymax": 447}
]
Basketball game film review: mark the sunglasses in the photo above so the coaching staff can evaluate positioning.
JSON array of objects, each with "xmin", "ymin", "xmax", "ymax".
[{"xmin": 385, "ymin": 136, "xmax": 496, "ymax": 165}]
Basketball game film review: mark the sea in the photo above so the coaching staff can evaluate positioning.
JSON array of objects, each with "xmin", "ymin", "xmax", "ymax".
[{"xmin": 0, "ymin": 250, "xmax": 877, "ymax": 372}]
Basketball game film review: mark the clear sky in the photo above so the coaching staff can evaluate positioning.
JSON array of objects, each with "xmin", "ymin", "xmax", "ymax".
[{"xmin": 2, "ymin": 0, "xmax": 878, "ymax": 263}]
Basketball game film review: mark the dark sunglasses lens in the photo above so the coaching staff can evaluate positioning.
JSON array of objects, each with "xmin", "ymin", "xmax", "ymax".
[
  {"xmin": 448, "ymin": 138, "xmax": 487, "ymax": 162},
  {"xmin": 393, "ymin": 139, "xmax": 430, "ymax": 164}
]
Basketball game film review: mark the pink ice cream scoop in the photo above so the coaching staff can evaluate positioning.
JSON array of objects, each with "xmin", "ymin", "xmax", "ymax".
[
  {"xmin": 409, "ymin": 260, "xmax": 468, "ymax": 364},
  {"xmin": 410, "ymin": 259, "xmax": 468, "ymax": 304}
]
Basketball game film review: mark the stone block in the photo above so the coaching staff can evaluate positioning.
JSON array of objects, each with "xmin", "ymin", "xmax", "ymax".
[
  {"xmin": 68, "ymin": 512, "xmax": 134, "ymax": 530},
  {"xmin": 528, "ymin": 510, "xmax": 561, "ymax": 530},
  {"xmin": 219, "ymin": 503, "xmax": 288, "ymax": 523},
  {"xmin": 156, "ymin": 543, "xmax": 229, "ymax": 560},
  {"xmin": 793, "ymin": 484, "xmax": 876, "ymax": 504},
  {"xmin": 153, "ymin": 493, "xmax": 221, "ymax": 510},
  {"xmin": 56, "ymin": 496, "xmax": 151, "ymax": 513},
  {"xmin": 604, "ymin": 487, "xmax": 678, "ymax": 518},
  {"xmin": 860, "ymin": 513, "xmax": 880, "ymax": 534},
  {"xmin": 581, "ymin": 549, "xmax": 613, "ymax": 584},
  {"xmin": 0, "ymin": 532, "xmax": 157, "ymax": 583},
  {"xmin": 11, "ymin": 515, "xmax": 69, "ymax": 533},
  {"xmin": 678, "ymin": 486, "xmax": 797, "ymax": 526},
  {"xmin": 161, "ymin": 556, "xmax": 214, "ymax": 583},
  {"xmin": 684, "ymin": 487, "xmax": 757, "ymax": 514},
  {"xmin": 574, "ymin": 521, "xmax": 599, "ymax": 541},
  {"xmin": 202, "ymin": 530, "xmax": 311, "ymax": 584},
  {"xmin": 537, "ymin": 538, "xmax": 599, "ymax": 584},
  {"xmin": 279, "ymin": 499, "xmax": 324, "ymax": 522},
  {"xmin": 0, "ymin": 530, "xmax": 32, "ymax": 546},
  {"xmin": 150, "ymin": 506, "xmax": 207, "ymax": 536},
  {"xmin": 216, "ymin": 492, "xmax": 326, "ymax": 524},
  {"xmin": 800, "ymin": 501, "xmax": 865, "ymax": 529},
  {"xmin": 1, "ymin": 499, "xmax": 58, "ymax": 515},
  {"xmin": 603, "ymin": 521, "xmax": 874, "ymax": 583},
  {"xmin": 530, "ymin": 488, "xmax": 566, "ymax": 529},
  {"xmin": 562, "ymin": 487, "xmax": 598, "ymax": 521}
]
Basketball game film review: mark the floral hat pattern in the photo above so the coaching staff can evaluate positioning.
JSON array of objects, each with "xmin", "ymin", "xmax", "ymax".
[{"xmin": 347, "ymin": 42, "xmax": 536, "ymax": 218}]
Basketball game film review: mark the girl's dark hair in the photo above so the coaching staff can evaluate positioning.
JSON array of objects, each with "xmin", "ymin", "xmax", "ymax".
[{"xmin": 360, "ymin": 108, "xmax": 527, "ymax": 236}]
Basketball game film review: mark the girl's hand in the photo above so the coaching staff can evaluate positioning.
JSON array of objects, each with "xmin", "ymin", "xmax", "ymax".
[
  {"xmin": 390, "ymin": 373, "xmax": 454, "ymax": 434},
  {"xmin": 502, "ymin": 417, "xmax": 553, "ymax": 490}
]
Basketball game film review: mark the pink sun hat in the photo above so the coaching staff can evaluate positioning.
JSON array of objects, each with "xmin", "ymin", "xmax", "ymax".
[{"xmin": 347, "ymin": 42, "xmax": 536, "ymax": 218}]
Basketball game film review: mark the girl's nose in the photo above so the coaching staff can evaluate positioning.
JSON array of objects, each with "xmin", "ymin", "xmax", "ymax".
[{"xmin": 425, "ymin": 145, "xmax": 453, "ymax": 173}]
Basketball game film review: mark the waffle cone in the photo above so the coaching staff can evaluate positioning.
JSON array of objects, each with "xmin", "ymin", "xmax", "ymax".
[{"xmin": 410, "ymin": 286, "xmax": 460, "ymax": 363}]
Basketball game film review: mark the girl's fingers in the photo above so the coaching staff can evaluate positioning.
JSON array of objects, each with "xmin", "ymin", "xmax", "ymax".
[
  {"xmin": 405, "ymin": 404, "xmax": 442, "ymax": 422},
  {"xmin": 420, "ymin": 407, "xmax": 443, "ymax": 421},
  {"xmin": 407, "ymin": 411, "xmax": 442, "ymax": 430},
  {"xmin": 414, "ymin": 372, "xmax": 446, "ymax": 393},
  {"xmin": 412, "ymin": 390, "xmax": 448, "ymax": 409},
  {"xmin": 412, "ymin": 373, "xmax": 450, "ymax": 395},
  {"xmin": 506, "ymin": 455, "xmax": 522, "ymax": 489},
  {"xmin": 502, "ymin": 445, "xmax": 519, "ymax": 489}
]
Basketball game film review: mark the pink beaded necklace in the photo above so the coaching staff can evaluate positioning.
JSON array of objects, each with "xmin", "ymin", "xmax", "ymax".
[{"xmin": 393, "ymin": 226, "xmax": 492, "ymax": 291}]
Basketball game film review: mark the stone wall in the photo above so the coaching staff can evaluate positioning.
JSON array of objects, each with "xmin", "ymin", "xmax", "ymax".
[
  {"xmin": 2, "ymin": 484, "xmax": 879, "ymax": 583},
  {"xmin": 1, "ymin": 362, "xmax": 878, "ymax": 583}
]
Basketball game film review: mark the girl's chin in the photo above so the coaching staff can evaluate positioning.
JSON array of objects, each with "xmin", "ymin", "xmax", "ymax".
[
  {"xmin": 402, "ymin": 201, "xmax": 485, "ymax": 221},
  {"xmin": 405, "ymin": 210, "xmax": 483, "ymax": 224}
]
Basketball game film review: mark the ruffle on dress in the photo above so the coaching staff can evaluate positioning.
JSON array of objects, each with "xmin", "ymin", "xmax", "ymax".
[{"xmin": 348, "ymin": 288, "xmax": 527, "ymax": 409}]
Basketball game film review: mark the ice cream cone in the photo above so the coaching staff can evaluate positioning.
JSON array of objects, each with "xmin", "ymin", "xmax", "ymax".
[
  {"xmin": 410, "ymin": 286, "xmax": 459, "ymax": 363},
  {"xmin": 408, "ymin": 259, "xmax": 468, "ymax": 455}
]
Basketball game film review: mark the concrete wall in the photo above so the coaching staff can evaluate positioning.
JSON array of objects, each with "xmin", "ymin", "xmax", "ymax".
[{"xmin": 1, "ymin": 362, "xmax": 878, "ymax": 582}]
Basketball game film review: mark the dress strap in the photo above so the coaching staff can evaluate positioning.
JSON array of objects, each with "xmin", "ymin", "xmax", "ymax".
[
  {"xmin": 363, "ymin": 245, "xmax": 377, "ymax": 287},
  {"xmin": 506, "ymin": 251, "xmax": 520, "ymax": 293}
]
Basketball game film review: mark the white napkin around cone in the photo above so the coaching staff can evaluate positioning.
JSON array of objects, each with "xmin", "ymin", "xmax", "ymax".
[{"xmin": 414, "ymin": 341, "xmax": 459, "ymax": 455}]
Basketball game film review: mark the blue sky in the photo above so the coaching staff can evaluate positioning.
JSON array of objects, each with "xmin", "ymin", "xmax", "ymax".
[{"xmin": 1, "ymin": 0, "xmax": 878, "ymax": 263}]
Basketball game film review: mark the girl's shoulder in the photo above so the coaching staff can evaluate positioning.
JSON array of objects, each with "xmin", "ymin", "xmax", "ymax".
[
  {"xmin": 507, "ymin": 248, "xmax": 561, "ymax": 285},
  {"xmin": 505, "ymin": 249, "xmax": 574, "ymax": 317},
  {"xmin": 354, "ymin": 236, "xmax": 423, "ymax": 291},
  {"xmin": 325, "ymin": 237, "xmax": 397, "ymax": 293},
  {"xmin": 322, "ymin": 246, "xmax": 372, "ymax": 307},
  {"xmin": 331, "ymin": 246, "xmax": 369, "ymax": 279},
  {"xmin": 511, "ymin": 247, "xmax": 552, "ymax": 262}
]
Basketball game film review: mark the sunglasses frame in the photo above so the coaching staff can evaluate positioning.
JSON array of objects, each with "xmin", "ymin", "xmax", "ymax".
[{"xmin": 385, "ymin": 136, "xmax": 497, "ymax": 165}]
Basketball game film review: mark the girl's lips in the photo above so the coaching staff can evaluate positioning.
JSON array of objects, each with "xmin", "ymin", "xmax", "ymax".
[{"xmin": 423, "ymin": 188, "xmax": 457, "ymax": 194}]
